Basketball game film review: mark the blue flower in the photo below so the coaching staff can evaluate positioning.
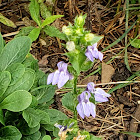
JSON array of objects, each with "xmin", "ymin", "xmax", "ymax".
[
  {"xmin": 76, "ymin": 91, "xmax": 96, "ymax": 119},
  {"xmin": 47, "ymin": 61, "xmax": 73, "ymax": 88},
  {"xmin": 85, "ymin": 43, "xmax": 103, "ymax": 62},
  {"xmin": 87, "ymin": 82, "xmax": 111, "ymax": 102}
]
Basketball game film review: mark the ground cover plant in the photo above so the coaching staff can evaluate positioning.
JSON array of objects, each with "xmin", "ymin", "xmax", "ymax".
[{"xmin": 0, "ymin": 0, "xmax": 140, "ymax": 140}]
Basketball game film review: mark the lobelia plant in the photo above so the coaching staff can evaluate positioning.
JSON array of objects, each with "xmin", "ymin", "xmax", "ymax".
[
  {"xmin": 0, "ymin": 34, "xmax": 69, "ymax": 139},
  {"xmin": 47, "ymin": 14, "xmax": 111, "ymax": 139}
]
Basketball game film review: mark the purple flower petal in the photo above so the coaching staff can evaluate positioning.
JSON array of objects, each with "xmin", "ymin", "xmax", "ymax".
[
  {"xmin": 57, "ymin": 71, "xmax": 69, "ymax": 88},
  {"xmin": 98, "ymin": 52, "xmax": 103, "ymax": 61},
  {"xmin": 94, "ymin": 94, "xmax": 109, "ymax": 102},
  {"xmin": 82, "ymin": 102, "xmax": 90, "ymax": 117},
  {"xmin": 52, "ymin": 70, "xmax": 60, "ymax": 85},
  {"xmin": 85, "ymin": 51, "xmax": 94, "ymax": 62},
  {"xmin": 89, "ymin": 102, "xmax": 96, "ymax": 118},
  {"xmin": 87, "ymin": 82, "xmax": 95, "ymax": 93},
  {"xmin": 47, "ymin": 72, "xmax": 54, "ymax": 85},
  {"xmin": 76, "ymin": 103, "xmax": 85, "ymax": 119},
  {"xmin": 57, "ymin": 61, "xmax": 68, "ymax": 72},
  {"xmin": 95, "ymin": 88, "xmax": 111, "ymax": 98}
]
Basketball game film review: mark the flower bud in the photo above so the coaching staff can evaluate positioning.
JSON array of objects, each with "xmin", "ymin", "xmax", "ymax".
[
  {"xmin": 62, "ymin": 25, "xmax": 73, "ymax": 36},
  {"xmin": 75, "ymin": 28, "xmax": 83, "ymax": 36},
  {"xmin": 66, "ymin": 41, "xmax": 75, "ymax": 52},
  {"xmin": 76, "ymin": 16, "xmax": 84, "ymax": 26},
  {"xmin": 84, "ymin": 33, "xmax": 94, "ymax": 42}
]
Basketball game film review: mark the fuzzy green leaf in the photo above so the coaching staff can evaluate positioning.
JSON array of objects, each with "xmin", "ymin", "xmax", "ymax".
[
  {"xmin": 41, "ymin": 15, "xmax": 63, "ymax": 27},
  {"xmin": 0, "ymin": 36, "xmax": 31, "ymax": 71},
  {"xmin": 43, "ymin": 25, "xmax": 66, "ymax": 40},
  {"xmin": 28, "ymin": 27, "xmax": 41, "ymax": 42},
  {"xmin": 29, "ymin": 0, "xmax": 41, "ymax": 26},
  {"xmin": 0, "ymin": 90, "xmax": 32, "ymax": 112}
]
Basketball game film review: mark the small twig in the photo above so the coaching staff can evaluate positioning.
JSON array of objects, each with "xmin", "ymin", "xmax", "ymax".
[
  {"xmin": 2, "ymin": 31, "xmax": 19, "ymax": 37},
  {"xmin": 77, "ymin": 81, "xmax": 140, "ymax": 88}
]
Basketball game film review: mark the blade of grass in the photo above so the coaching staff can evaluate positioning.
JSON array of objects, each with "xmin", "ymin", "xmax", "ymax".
[
  {"xmin": 102, "ymin": 20, "xmax": 136, "ymax": 52},
  {"xmin": 108, "ymin": 71, "xmax": 140, "ymax": 94},
  {"xmin": 121, "ymin": 131, "xmax": 140, "ymax": 137}
]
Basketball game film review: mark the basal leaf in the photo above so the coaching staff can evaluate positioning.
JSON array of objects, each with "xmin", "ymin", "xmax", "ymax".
[
  {"xmin": 18, "ymin": 119, "xmax": 40, "ymax": 135},
  {"xmin": 0, "ymin": 71, "xmax": 11, "ymax": 98},
  {"xmin": 43, "ymin": 25, "xmax": 66, "ymax": 40},
  {"xmin": 45, "ymin": 109, "xmax": 68, "ymax": 125},
  {"xmin": 6, "ymin": 63, "xmax": 25, "ymax": 86},
  {"xmin": 22, "ymin": 108, "xmax": 41, "ymax": 128},
  {"xmin": 28, "ymin": 27, "xmax": 41, "ymax": 42},
  {"xmin": 3, "ymin": 68, "xmax": 35, "ymax": 99},
  {"xmin": 0, "ymin": 125, "xmax": 22, "ymax": 140},
  {"xmin": 0, "ymin": 36, "xmax": 31, "ymax": 71},
  {"xmin": 42, "ymin": 135, "xmax": 51, "ymax": 140},
  {"xmin": 62, "ymin": 92, "xmax": 76, "ymax": 111},
  {"xmin": 21, "ymin": 131, "xmax": 41, "ymax": 140},
  {"xmin": 0, "ymin": 109, "xmax": 5, "ymax": 125},
  {"xmin": 0, "ymin": 13, "xmax": 16, "ymax": 28},
  {"xmin": 0, "ymin": 90, "xmax": 32, "ymax": 112},
  {"xmin": 29, "ymin": 0, "xmax": 41, "ymax": 26},
  {"xmin": 41, "ymin": 15, "xmax": 63, "ymax": 27}
]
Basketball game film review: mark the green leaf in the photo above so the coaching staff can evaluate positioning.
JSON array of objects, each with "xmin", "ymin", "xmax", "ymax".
[
  {"xmin": 90, "ymin": 134, "xmax": 102, "ymax": 140},
  {"xmin": 21, "ymin": 131, "xmax": 41, "ymax": 140},
  {"xmin": 41, "ymin": 15, "xmax": 64, "ymax": 27},
  {"xmin": 37, "ymin": 85, "xmax": 56, "ymax": 104},
  {"xmin": 18, "ymin": 120, "xmax": 40, "ymax": 135},
  {"xmin": 28, "ymin": 27, "xmax": 41, "ymax": 42},
  {"xmin": 90, "ymin": 35, "xmax": 104, "ymax": 45},
  {"xmin": 45, "ymin": 109, "xmax": 68, "ymax": 125},
  {"xmin": 42, "ymin": 135, "xmax": 51, "ymax": 140},
  {"xmin": 23, "ymin": 54, "xmax": 39, "ymax": 71},
  {"xmin": 3, "ymin": 68, "xmax": 35, "ymax": 98},
  {"xmin": 22, "ymin": 108, "xmax": 50, "ymax": 128},
  {"xmin": 121, "ymin": 131, "xmax": 140, "ymax": 137},
  {"xmin": 0, "ymin": 71, "xmax": 11, "ymax": 98},
  {"xmin": 62, "ymin": 92, "xmax": 76, "ymax": 111},
  {"xmin": 0, "ymin": 90, "xmax": 32, "ymax": 112},
  {"xmin": 81, "ymin": 61, "xmax": 93, "ymax": 71},
  {"xmin": 40, "ymin": 2, "xmax": 52, "ymax": 19},
  {"xmin": 130, "ymin": 38, "xmax": 140, "ymax": 48},
  {"xmin": 0, "ymin": 125, "xmax": 22, "ymax": 140},
  {"xmin": 0, "ymin": 109, "xmax": 5, "ymax": 125},
  {"xmin": 0, "ymin": 33, "xmax": 5, "ymax": 53},
  {"xmin": 29, "ymin": 0, "xmax": 41, "ymax": 26},
  {"xmin": 15, "ymin": 26, "xmax": 35, "ymax": 37},
  {"xmin": 0, "ymin": 36, "xmax": 31, "ymax": 71},
  {"xmin": 22, "ymin": 108, "xmax": 40, "ymax": 128},
  {"xmin": 43, "ymin": 25, "xmax": 66, "ymax": 40},
  {"xmin": 6, "ymin": 63, "xmax": 25, "ymax": 86},
  {"xmin": 66, "ymin": 51, "xmax": 86, "ymax": 74},
  {"xmin": 0, "ymin": 13, "xmax": 16, "ymax": 28}
]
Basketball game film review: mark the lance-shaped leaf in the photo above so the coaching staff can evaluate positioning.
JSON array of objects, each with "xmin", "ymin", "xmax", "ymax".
[
  {"xmin": 0, "ymin": 90, "xmax": 32, "ymax": 112},
  {"xmin": 0, "ymin": 36, "xmax": 31, "ymax": 71},
  {"xmin": 29, "ymin": 0, "xmax": 41, "ymax": 26},
  {"xmin": 0, "ymin": 13, "xmax": 16, "ymax": 28},
  {"xmin": 41, "ymin": 15, "xmax": 63, "ymax": 27},
  {"xmin": 28, "ymin": 27, "xmax": 41, "ymax": 42}
]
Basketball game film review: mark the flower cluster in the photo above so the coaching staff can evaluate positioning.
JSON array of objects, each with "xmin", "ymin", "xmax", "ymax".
[
  {"xmin": 47, "ymin": 61, "xmax": 73, "ymax": 88},
  {"xmin": 77, "ymin": 82, "xmax": 111, "ymax": 119}
]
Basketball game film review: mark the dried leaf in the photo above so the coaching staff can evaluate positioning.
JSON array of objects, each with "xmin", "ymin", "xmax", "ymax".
[{"xmin": 0, "ymin": 13, "xmax": 16, "ymax": 28}]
